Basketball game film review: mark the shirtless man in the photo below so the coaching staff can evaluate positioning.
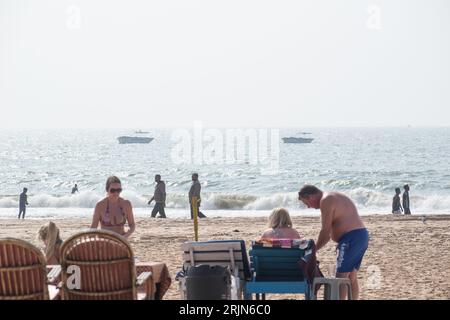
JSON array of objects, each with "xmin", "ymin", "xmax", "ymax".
[{"xmin": 298, "ymin": 185, "xmax": 369, "ymax": 300}]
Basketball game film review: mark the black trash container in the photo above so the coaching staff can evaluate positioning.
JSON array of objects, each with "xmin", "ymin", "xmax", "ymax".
[{"xmin": 185, "ymin": 265, "xmax": 231, "ymax": 300}]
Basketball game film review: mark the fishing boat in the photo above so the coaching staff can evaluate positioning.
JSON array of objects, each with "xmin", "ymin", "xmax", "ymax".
[
  {"xmin": 117, "ymin": 136, "xmax": 154, "ymax": 144},
  {"xmin": 282, "ymin": 137, "xmax": 314, "ymax": 144}
]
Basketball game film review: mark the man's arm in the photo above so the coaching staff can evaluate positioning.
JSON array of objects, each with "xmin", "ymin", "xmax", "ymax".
[
  {"xmin": 148, "ymin": 196, "xmax": 154, "ymax": 204},
  {"xmin": 316, "ymin": 197, "xmax": 333, "ymax": 251}
]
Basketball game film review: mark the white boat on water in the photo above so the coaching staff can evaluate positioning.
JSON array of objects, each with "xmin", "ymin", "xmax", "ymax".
[
  {"xmin": 135, "ymin": 130, "xmax": 150, "ymax": 134},
  {"xmin": 117, "ymin": 136, "xmax": 154, "ymax": 144},
  {"xmin": 282, "ymin": 137, "xmax": 314, "ymax": 144}
]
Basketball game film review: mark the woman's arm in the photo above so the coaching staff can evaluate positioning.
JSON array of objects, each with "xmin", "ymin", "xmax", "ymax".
[
  {"xmin": 91, "ymin": 203, "xmax": 101, "ymax": 229},
  {"xmin": 123, "ymin": 201, "xmax": 136, "ymax": 238}
]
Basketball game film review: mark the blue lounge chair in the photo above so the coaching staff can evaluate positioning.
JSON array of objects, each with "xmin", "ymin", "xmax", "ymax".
[
  {"xmin": 179, "ymin": 240, "xmax": 252, "ymax": 300},
  {"xmin": 244, "ymin": 244, "xmax": 311, "ymax": 300}
]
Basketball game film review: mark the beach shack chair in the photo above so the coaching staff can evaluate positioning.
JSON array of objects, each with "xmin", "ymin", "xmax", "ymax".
[
  {"xmin": 0, "ymin": 238, "xmax": 60, "ymax": 300},
  {"xmin": 244, "ymin": 239, "xmax": 311, "ymax": 300},
  {"xmin": 59, "ymin": 229, "xmax": 154, "ymax": 300},
  {"xmin": 180, "ymin": 240, "xmax": 252, "ymax": 300}
]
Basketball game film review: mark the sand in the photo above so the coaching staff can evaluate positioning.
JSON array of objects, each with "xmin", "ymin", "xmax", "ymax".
[{"xmin": 1, "ymin": 214, "xmax": 449, "ymax": 300}]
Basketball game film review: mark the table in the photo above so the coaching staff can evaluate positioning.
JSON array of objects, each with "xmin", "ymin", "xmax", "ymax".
[{"xmin": 136, "ymin": 262, "xmax": 172, "ymax": 300}]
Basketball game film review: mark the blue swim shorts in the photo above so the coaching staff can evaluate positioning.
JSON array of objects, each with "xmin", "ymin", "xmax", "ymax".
[{"xmin": 336, "ymin": 228, "xmax": 369, "ymax": 273}]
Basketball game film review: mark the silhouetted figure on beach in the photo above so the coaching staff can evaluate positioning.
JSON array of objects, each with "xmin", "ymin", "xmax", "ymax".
[
  {"xmin": 392, "ymin": 188, "xmax": 403, "ymax": 214},
  {"xmin": 71, "ymin": 184, "xmax": 79, "ymax": 194},
  {"xmin": 18, "ymin": 188, "xmax": 29, "ymax": 219},
  {"xmin": 148, "ymin": 174, "xmax": 166, "ymax": 218},
  {"xmin": 403, "ymin": 184, "xmax": 411, "ymax": 215},
  {"xmin": 189, "ymin": 173, "xmax": 206, "ymax": 219}
]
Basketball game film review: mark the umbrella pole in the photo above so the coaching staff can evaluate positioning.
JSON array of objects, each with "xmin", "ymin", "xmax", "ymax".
[{"xmin": 191, "ymin": 196, "xmax": 199, "ymax": 241}]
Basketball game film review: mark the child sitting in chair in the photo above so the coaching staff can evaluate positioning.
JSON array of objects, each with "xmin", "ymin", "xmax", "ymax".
[{"xmin": 261, "ymin": 208, "xmax": 301, "ymax": 240}]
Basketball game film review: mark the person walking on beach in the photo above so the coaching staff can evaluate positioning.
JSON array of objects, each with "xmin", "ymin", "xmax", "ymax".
[
  {"xmin": 148, "ymin": 174, "xmax": 166, "ymax": 218},
  {"xmin": 189, "ymin": 173, "xmax": 206, "ymax": 219},
  {"xmin": 392, "ymin": 188, "xmax": 403, "ymax": 214},
  {"xmin": 71, "ymin": 184, "xmax": 79, "ymax": 194},
  {"xmin": 18, "ymin": 188, "xmax": 29, "ymax": 219},
  {"xmin": 91, "ymin": 176, "xmax": 136, "ymax": 238},
  {"xmin": 298, "ymin": 185, "xmax": 368, "ymax": 300},
  {"xmin": 403, "ymin": 184, "xmax": 411, "ymax": 215}
]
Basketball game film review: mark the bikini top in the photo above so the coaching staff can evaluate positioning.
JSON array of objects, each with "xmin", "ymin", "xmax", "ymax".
[{"xmin": 101, "ymin": 199, "xmax": 126, "ymax": 227}]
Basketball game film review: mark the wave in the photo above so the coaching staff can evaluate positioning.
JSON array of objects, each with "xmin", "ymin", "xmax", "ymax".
[{"xmin": 1, "ymin": 188, "xmax": 449, "ymax": 213}]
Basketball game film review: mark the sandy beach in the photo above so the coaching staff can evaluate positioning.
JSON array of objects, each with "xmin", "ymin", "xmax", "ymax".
[{"xmin": 1, "ymin": 214, "xmax": 449, "ymax": 300}]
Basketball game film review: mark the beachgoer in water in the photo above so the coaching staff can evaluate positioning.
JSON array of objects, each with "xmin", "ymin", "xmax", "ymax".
[
  {"xmin": 148, "ymin": 174, "xmax": 166, "ymax": 218},
  {"xmin": 189, "ymin": 173, "xmax": 206, "ymax": 219},
  {"xmin": 403, "ymin": 184, "xmax": 411, "ymax": 215},
  {"xmin": 18, "ymin": 188, "xmax": 29, "ymax": 219},
  {"xmin": 392, "ymin": 188, "xmax": 403, "ymax": 214}
]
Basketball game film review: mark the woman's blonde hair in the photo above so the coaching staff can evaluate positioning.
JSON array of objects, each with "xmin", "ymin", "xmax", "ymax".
[
  {"xmin": 268, "ymin": 208, "xmax": 293, "ymax": 229},
  {"xmin": 38, "ymin": 221, "xmax": 62, "ymax": 261}
]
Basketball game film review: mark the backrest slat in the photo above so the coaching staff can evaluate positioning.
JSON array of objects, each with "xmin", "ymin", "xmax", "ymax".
[
  {"xmin": 181, "ymin": 240, "xmax": 251, "ymax": 280},
  {"xmin": 250, "ymin": 247, "xmax": 305, "ymax": 282}
]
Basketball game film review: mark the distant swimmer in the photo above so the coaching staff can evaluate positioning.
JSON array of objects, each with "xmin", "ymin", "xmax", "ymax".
[
  {"xmin": 148, "ymin": 174, "xmax": 166, "ymax": 218},
  {"xmin": 18, "ymin": 188, "xmax": 29, "ymax": 219},
  {"xmin": 71, "ymin": 184, "xmax": 79, "ymax": 194},
  {"xmin": 189, "ymin": 173, "xmax": 206, "ymax": 219},
  {"xmin": 403, "ymin": 184, "xmax": 411, "ymax": 215},
  {"xmin": 392, "ymin": 188, "xmax": 403, "ymax": 214}
]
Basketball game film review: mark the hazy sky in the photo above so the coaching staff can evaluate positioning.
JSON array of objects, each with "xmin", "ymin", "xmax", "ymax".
[{"xmin": 1, "ymin": 0, "xmax": 449, "ymax": 128}]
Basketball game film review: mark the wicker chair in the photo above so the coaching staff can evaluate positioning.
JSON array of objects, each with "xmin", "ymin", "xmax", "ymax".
[
  {"xmin": 0, "ymin": 238, "xmax": 60, "ymax": 300},
  {"xmin": 59, "ymin": 230, "xmax": 154, "ymax": 300}
]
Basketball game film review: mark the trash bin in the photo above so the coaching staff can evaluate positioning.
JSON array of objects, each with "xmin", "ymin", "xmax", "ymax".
[{"xmin": 185, "ymin": 265, "xmax": 231, "ymax": 300}]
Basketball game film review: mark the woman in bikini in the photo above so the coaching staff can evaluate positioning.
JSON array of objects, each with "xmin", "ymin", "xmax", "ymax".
[{"xmin": 91, "ymin": 176, "xmax": 136, "ymax": 238}]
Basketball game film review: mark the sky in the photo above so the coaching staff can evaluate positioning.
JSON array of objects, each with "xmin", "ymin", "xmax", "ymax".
[{"xmin": 0, "ymin": 0, "xmax": 449, "ymax": 129}]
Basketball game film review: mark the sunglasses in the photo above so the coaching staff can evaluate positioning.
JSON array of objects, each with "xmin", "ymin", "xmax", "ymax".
[{"xmin": 109, "ymin": 188, "xmax": 122, "ymax": 194}]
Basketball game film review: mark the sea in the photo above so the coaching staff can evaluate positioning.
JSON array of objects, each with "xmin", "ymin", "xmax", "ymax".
[{"xmin": 1, "ymin": 127, "xmax": 449, "ymax": 219}]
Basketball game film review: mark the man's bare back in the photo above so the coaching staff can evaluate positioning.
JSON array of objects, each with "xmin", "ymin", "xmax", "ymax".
[
  {"xmin": 320, "ymin": 192, "xmax": 365, "ymax": 242},
  {"xmin": 298, "ymin": 185, "xmax": 369, "ymax": 299}
]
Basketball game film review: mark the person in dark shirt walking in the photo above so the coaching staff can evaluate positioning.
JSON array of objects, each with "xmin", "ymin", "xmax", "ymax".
[
  {"xmin": 18, "ymin": 188, "xmax": 29, "ymax": 219},
  {"xmin": 148, "ymin": 175, "xmax": 167, "ymax": 218},
  {"xmin": 189, "ymin": 173, "xmax": 206, "ymax": 219},
  {"xmin": 392, "ymin": 188, "xmax": 403, "ymax": 214},
  {"xmin": 403, "ymin": 184, "xmax": 411, "ymax": 215}
]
